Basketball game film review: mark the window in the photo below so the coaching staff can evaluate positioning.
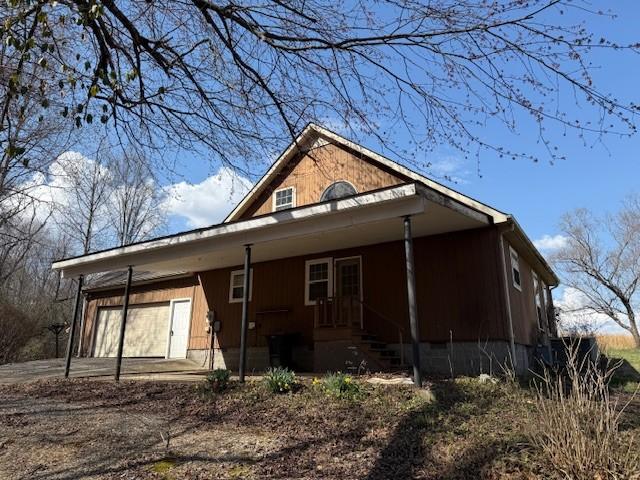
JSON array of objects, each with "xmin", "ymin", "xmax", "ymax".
[
  {"xmin": 229, "ymin": 269, "xmax": 253, "ymax": 303},
  {"xmin": 509, "ymin": 246, "xmax": 522, "ymax": 291},
  {"xmin": 273, "ymin": 186, "xmax": 295, "ymax": 211},
  {"xmin": 532, "ymin": 271, "xmax": 544, "ymax": 331},
  {"xmin": 305, "ymin": 258, "xmax": 333, "ymax": 306},
  {"xmin": 320, "ymin": 181, "xmax": 358, "ymax": 202}
]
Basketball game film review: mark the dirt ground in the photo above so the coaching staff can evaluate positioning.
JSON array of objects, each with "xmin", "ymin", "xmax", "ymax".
[{"xmin": 0, "ymin": 377, "xmax": 636, "ymax": 479}]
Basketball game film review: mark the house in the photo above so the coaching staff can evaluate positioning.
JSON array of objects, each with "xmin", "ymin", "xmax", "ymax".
[{"xmin": 52, "ymin": 124, "xmax": 559, "ymax": 379}]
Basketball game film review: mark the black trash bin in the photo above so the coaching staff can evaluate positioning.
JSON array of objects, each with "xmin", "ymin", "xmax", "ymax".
[{"xmin": 267, "ymin": 334, "xmax": 296, "ymax": 369}]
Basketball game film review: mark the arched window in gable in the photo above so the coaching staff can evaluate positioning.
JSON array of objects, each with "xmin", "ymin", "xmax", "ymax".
[{"xmin": 320, "ymin": 181, "xmax": 358, "ymax": 202}]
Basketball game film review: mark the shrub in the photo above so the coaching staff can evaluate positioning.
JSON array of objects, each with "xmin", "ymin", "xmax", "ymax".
[
  {"xmin": 526, "ymin": 345, "xmax": 640, "ymax": 478},
  {"xmin": 202, "ymin": 368, "xmax": 231, "ymax": 394},
  {"xmin": 318, "ymin": 372, "xmax": 362, "ymax": 399},
  {"xmin": 264, "ymin": 367, "xmax": 296, "ymax": 394},
  {"xmin": 0, "ymin": 300, "xmax": 38, "ymax": 365}
]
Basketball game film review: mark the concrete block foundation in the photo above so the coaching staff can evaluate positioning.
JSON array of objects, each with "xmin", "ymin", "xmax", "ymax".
[
  {"xmin": 188, "ymin": 341, "xmax": 533, "ymax": 376},
  {"xmin": 390, "ymin": 341, "xmax": 532, "ymax": 376}
]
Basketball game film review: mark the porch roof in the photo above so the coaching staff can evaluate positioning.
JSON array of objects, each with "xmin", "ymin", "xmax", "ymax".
[
  {"xmin": 52, "ymin": 182, "xmax": 488, "ymax": 277},
  {"xmin": 52, "ymin": 181, "xmax": 557, "ymax": 286}
]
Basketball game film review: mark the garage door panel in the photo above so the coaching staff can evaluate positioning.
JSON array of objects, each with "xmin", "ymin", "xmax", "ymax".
[
  {"xmin": 93, "ymin": 304, "xmax": 170, "ymax": 357},
  {"xmin": 93, "ymin": 308, "xmax": 122, "ymax": 357}
]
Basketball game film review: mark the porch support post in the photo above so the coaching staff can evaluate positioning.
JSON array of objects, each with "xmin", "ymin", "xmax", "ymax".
[
  {"xmin": 64, "ymin": 274, "xmax": 84, "ymax": 378},
  {"xmin": 238, "ymin": 244, "xmax": 252, "ymax": 383},
  {"xmin": 114, "ymin": 266, "xmax": 133, "ymax": 382},
  {"xmin": 403, "ymin": 216, "xmax": 422, "ymax": 387}
]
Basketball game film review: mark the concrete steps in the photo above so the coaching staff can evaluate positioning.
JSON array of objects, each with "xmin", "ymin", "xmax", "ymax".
[{"xmin": 349, "ymin": 328, "xmax": 408, "ymax": 372}]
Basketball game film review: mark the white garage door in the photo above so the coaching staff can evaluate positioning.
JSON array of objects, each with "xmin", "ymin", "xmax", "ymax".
[{"xmin": 93, "ymin": 303, "xmax": 170, "ymax": 357}]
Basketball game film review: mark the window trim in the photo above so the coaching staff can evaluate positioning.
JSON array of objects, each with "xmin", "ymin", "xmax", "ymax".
[
  {"xmin": 272, "ymin": 186, "xmax": 296, "ymax": 212},
  {"xmin": 304, "ymin": 257, "xmax": 333, "ymax": 306},
  {"xmin": 509, "ymin": 245, "xmax": 522, "ymax": 292},
  {"xmin": 229, "ymin": 268, "xmax": 253, "ymax": 303}
]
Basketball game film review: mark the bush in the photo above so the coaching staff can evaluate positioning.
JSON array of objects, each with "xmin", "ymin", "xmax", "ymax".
[
  {"xmin": 316, "ymin": 372, "xmax": 362, "ymax": 400},
  {"xmin": 264, "ymin": 367, "xmax": 296, "ymax": 394},
  {"xmin": 202, "ymin": 368, "xmax": 231, "ymax": 394},
  {"xmin": 0, "ymin": 300, "xmax": 39, "ymax": 365},
  {"xmin": 526, "ymin": 345, "xmax": 640, "ymax": 478}
]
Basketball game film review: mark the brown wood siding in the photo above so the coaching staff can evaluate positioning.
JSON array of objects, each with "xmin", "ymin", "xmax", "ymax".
[
  {"xmin": 197, "ymin": 226, "xmax": 509, "ymax": 350},
  {"xmin": 501, "ymin": 240, "xmax": 543, "ymax": 345},
  {"xmin": 80, "ymin": 227, "xmax": 515, "ymax": 356},
  {"xmin": 239, "ymin": 142, "xmax": 407, "ymax": 218},
  {"xmin": 80, "ymin": 276, "xmax": 206, "ymax": 356},
  {"xmin": 188, "ymin": 280, "xmax": 211, "ymax": 350}
]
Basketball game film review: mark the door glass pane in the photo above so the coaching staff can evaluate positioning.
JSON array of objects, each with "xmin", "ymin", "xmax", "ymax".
[{"xmin": 340, "ymin": 263, "xmax": 359, "ymax": 296}]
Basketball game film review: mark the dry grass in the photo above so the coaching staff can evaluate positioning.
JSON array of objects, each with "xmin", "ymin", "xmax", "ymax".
[
  {"xmin": 1, "ymin": 373, "xmax": 639, "ymax": 479},
  {"xmin": 526, "ymin": 345, "xmax": 640, "ymax": 479},
  {"xmin": 597, "ymin": 334, "xmax": 636, "ymax": 351}
]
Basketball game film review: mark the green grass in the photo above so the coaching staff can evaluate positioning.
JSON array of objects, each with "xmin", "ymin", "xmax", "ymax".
[
  {"xmin": 603, "ymin": 347, "xmax": 640, "ymax": 392},
  {"xmin": 606, "ymin": 348, "xmax": 640, "ymax": 371}
]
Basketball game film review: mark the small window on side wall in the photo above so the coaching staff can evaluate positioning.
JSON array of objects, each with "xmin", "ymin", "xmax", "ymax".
[
  {"xmin": 509, "ymin": 246, "xmax": 522, "ymax": 292},
  {"xmin": 273, "ymin": 186, "xmax": 295, "ymax": 211},
  {"xmin": 305, "ymin": 258, "xmax": 333, "ymax": 306},
  {"xmin": 229, "ymin": 269, "xmax": 253, "ymax": 303}
]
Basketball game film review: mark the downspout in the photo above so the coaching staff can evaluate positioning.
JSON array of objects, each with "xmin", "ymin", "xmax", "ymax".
[{"xmin": 498, "ymin": 226, "xmax": 517, "ymax": 371}]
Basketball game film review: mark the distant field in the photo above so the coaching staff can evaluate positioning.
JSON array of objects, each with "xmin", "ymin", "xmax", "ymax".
[{"xmin": 596, "ymin": 334, "xmax": 636, "ymax": 351}]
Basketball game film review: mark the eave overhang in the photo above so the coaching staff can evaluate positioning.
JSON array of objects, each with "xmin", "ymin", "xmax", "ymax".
[{"xmin": 52, "ymin": 182, "xmax": 492, "ymax": 279}]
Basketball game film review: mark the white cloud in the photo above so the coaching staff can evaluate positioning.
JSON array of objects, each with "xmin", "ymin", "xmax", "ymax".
[
  {"xmin": 554, "ymin": 287, "xmax": 626, "ymax": 334},
  {"xmin": 428, "ymin": 156, "xmax": 471, "ymax": 184},
  {"xmin": 533, "ymin": 234, "xmax": 568, "ymax": 252},
  {"xmin": 14, "ymin": 151, "xmax": 106, "ymax": 225},
  {"xmin": 162, "ymin": 167, "xmax": 252, "ymax": 228}
]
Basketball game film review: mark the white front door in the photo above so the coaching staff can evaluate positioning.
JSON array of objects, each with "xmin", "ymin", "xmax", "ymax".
[{"xmin": 168, "ymin": 299, "xmax": 191, "ymax": 359}]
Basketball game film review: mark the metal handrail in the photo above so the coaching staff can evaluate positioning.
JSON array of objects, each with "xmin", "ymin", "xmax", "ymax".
[
  {"xmin": 314, "ymin": 296, "xmax": 406, "ymax": 366},
  {"xmin": 355, "ymin": 297, "xmax": 406, "ymax": 366}
]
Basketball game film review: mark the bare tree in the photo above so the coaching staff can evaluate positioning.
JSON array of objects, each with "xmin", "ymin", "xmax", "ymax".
[
  {"xmin": 55, "ymin": 152, "xmax": 111, "ymax": 254},
  {"xmin": 107, "ymin": 151, "xmax": 166, "ymax": 246},
  {"xmin": 0, "ymin": 5, "xmax": 74, "ymax": 223},
  {"xmin": 552, "ymin": 198, "xmax": 640, "ymax": 347},
  {"xmin": 0, "ymin": 223, "xmax": 75, "ymax": 364},
  {"xmin": 1, "ymin": 1, "xmax": 638, "ymax": 179},
  {"xmin": 0, "ymin": 208, "xmax": 49, "ymax": 285}
]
